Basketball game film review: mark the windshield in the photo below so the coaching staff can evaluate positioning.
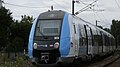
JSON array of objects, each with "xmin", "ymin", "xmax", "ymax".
[{"xmin": 35, "ymin": 20, "xmax": 61, "ymax": 36}]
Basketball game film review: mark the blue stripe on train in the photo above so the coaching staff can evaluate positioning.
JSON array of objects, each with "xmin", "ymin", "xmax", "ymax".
[
  {"xmin": 28, "ymin": 16, "xmax": 39, "ymax": 58},
  {"xmin": 60, "ymin": 13, "xmax": 70, "ymax": 57}
]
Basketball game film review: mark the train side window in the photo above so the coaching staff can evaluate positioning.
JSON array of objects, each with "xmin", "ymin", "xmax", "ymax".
[
  {"xmin": 91, "ymin": 27, "xmax": 97, "ymax": 46},
  {"xmin": 104, "ymin": 34, "xmax": 107, "ymax": 46},
  {"xmin": 104, "ymin": 34, "xmax": 109, "ymax": 46},
  {"xmin": 106, "ymin": 35, "xmax": 109, "ymax": 46},
  {"xmin": 73, "ymin": 24, "xmax": 76, "ymax": 34},
  {"xmin": 97, "ymin": 31, "xmax": 102, "ymax": 46},
  {"xmin": 78, "ymin": 25, "xmax": 82, "ymax": 46},
  {"xmin": 108, "ymin": 36, "xmax": 110, "ymax": 46},
  {"xmin": 100, "ymin": 31, "xmax": 103, "ymax": 46},
  {"xmin": 90, "ymin": 28, "xmax": 94, "ymax": 46},
  {"xmin": 84, "ymin": 25, "xmax": 93, "ymax": 46},
  {"xmin": 78, "ymin": 24, "xmax": 86, "ymax": 46},
  {"xmin": 92, "ymin": 28, "xmax": 99, "ymax": 46}
]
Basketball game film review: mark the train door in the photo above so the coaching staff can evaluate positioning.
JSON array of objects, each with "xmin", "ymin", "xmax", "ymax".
[
  {"xmin": 102, "ymin": 33, "xmax": 106, "ymax": 53},
  {"xmin": 100, "ymin": 31, "xmax": 104, "ymax": 53},
  {"xmin": 84, "ymin": 25, "xmax": 93, "ymax": 55},
  {"xmin": 98, "ymin": 31, "xmax": 103, "ymax": 54},
  {"xmin": 78, "ymin": 24, "xmax": 87, "ymax": 56}
]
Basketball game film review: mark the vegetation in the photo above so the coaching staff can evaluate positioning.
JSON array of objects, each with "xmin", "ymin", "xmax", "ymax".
[
  {"xmin": 0, "ymin": 53, "xmax": 34, "ymax": 67},
  {"xmin": 0, "ymin": 7, "xmax": 34, "ymax": 52},
  {"xmin": 9, "ymin": 15, "xmax": 34, "ymax": 52},
  {"xmin": 0, "ymin": 7, "xmax": 34, "ymax": 66},
  {"xmin": 0, "ymin": 7, "xmax": 13, "ymax": 51},
  {"xmin": 111, "ymin": 19, "xmax": 120, "ymax": 46}
]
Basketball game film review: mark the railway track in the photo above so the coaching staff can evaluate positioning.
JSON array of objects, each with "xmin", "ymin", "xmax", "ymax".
[
  {"xmin": 59, "ymin": 54, "xmax": 120, "ymax": 67},
  {"xmin": 87, "ymin": 54, "xmax": 120, "ymax": 67},
  {"xmin": 35, "ymin": 53, "xmax": 120, "ymax": 67}
]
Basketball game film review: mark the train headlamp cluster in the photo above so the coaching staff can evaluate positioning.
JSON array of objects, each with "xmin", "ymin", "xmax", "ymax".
[
  {"xmin": 33, "ymin": 43, "xmax": 37, "ymax": 49},
  {"xmin": 54, "ymin": 42, "xmax": 59, "ymax": 48},
  {"xmin": 33, "ymin": 42, "xmax": 59, "ymax": 49}
]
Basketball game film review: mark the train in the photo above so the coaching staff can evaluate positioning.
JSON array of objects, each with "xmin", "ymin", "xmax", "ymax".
[{"xmin": 27, "ymin": 10, "xmax": 116, "ymax": 64}]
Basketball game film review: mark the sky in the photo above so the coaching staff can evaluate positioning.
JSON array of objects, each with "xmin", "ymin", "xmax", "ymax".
[{"xmin": 2, "ymin": 0, "xmax": 120, "ymax": 28}]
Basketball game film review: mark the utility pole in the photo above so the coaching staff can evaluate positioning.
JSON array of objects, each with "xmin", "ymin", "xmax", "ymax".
[
  {"xmin": 96, "ymin": 20, "xmax": 100, "ymax": 26},
  {"xmin": 72, "ymin": 0, "xmax": 75, "ymax": 15},
  {"xmin": 51, "ymin": 5, "xmax": 53, "ymax": 11},
  {"xmin": 96, "ymin": 20, "xmax": 97, "ymax": 26}
]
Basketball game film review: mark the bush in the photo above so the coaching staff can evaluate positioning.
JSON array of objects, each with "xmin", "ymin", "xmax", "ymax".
[{"xmin": 0, "ymin": 53, "xmax": 34, "ymax": 67}]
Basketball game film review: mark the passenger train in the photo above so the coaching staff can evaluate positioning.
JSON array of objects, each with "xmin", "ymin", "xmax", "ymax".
[{"xmin": 28, "ymin": 10, "xmax": 116, "ymax": 64}]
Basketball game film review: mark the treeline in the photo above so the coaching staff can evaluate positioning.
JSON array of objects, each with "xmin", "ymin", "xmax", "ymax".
[
  {"xmin": 95, "ymin": 19, "xmax": 120, "ymax": 47},
  {"xmin": 0, "ymin": 7, "xmax": 34, "ymax": 52},
  {"xmin": 111, "ymin": 19, "xmax": 120, "ymax": 46}
]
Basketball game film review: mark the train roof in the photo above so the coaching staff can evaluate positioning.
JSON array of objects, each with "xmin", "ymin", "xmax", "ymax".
[
  {"xmin": 69, "ymin": 12, "xmax": 114, "ymax": 38},
  {"xmin": 38, "ymin": 10, "xmax": 114, "ymax": 38},
  {"xmin": 79, "ymin": 18, "xmax": 114, "ymax": 37},
  {"xmin": 39, "ymin": 10, "xmax": 65, "ymax": 20}
]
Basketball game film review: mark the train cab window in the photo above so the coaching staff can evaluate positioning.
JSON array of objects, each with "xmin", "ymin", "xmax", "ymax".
[{"xmin": 35, "ymin": 20, "xmax": 61, "ymax": 36}]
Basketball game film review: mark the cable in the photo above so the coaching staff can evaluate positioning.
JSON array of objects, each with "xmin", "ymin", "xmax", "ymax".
[
  {"xmin": 75, "ymin": 4, "xmax": 96, "ymax": 15},
  {"xmin": 75, "ymin": 0, "xmax": 98, "ymax": 15},
  {"xmin": 92, "ymin": 6, "xmax": 97, "ymax": 22},
  {"xmin": 96, "ymin": 4, "xmax": 110, "ymax": 23},
  {"xmin": 115, "ymin": 0, "xmax": 120, "ymax": 9},
  {"xmin": 76, "ymin": 0, "xmax": 88, "ymax": 5},
  {"xmin": 3, "ymin": 2, "xmax": 49, "ymax": 8},
  {"xmin": 94, "ymin": 1, "xmax": 112, "ymax": 28}
]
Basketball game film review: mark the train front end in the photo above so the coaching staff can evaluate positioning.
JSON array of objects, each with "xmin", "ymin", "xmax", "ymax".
[{"xmin": 28, "ymin": 10, "xmax": 71, "ymax": 64}]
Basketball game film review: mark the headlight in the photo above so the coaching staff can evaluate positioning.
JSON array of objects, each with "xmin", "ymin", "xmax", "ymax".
[
  {"xmin": 33, "ymin": 43, "xmax": 37, "ymax": 49},
  {"xmin": 54, "ymin": 42, "xmax": 59, "ymax": 48}
]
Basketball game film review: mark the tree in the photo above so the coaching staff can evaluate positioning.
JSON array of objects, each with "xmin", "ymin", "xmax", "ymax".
[
  {"xmin": 111, "ymin": 19, "xmax": 120, "ymax": 46},
  {"xmin": 20, "ymin": 15, "xmax": 34, "ymax": 51},
  {"xmin": 0, "ymin": 7, "xmax": 13, "ymax": 51},
  {"xmin": 10, "ymin": 15, "xmax": 34, "ymax": 52}
]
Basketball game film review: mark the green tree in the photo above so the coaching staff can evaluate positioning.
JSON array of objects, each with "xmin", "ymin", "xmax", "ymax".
[
  {"xmin": 20, "ymin": 15, "xmax": 34, "ymax": 51},
  {"xmin": 111, "ymin": 19, "xmax": 120, "ymax": 46},
  {"xmin": 10, "ymin": 15, "xmax": 34, "ymax": 52},
  {"xmin": 0, "ymin": 7, "xmax": 13, "ymax": 51}
]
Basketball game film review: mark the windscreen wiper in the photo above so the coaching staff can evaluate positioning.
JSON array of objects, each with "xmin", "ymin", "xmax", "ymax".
[{"xmin": 38, "ymin": 27, "xmax": 48, "ymax": 39}]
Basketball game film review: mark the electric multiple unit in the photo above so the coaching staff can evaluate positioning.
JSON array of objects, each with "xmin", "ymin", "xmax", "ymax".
[{"xmin": 28, "ymin": 10, "xmax": 116, "ymax": 64}]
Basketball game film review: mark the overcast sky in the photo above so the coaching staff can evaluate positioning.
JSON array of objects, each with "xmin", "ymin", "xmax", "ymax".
[{"xmin": 2, "ymin": 0, "xmax": 120, "ymax": 28}]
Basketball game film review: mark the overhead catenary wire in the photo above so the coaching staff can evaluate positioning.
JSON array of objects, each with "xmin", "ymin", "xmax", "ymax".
[
  {"xmin": 91, "ymin": 1, "xmax": 104, "ymax": 26},
  {"xmin": 75, "ymin": 4, "xmax": 96, "ymax": 15},
  {"xmin": 77, "ymin": 0, "xmax": 110, "ymax": 28},
  {"xmin": 115, "ymin": 0, "xmax": 120, "ymax": 9},
  {"xmin": 90, "ymin": 0, "xmax": 111, "ymax": 28},
  {"xmin": 76, "ymin": 0, "xmax": 88, "ymax": 5},
  {"xmin": 96, "ymin": 2, "xmax": 110, "ymax": 23},
  {"xmin": 75, "ymin": 0, "xmax": 98, "ymax": 15},
  {"xmin": 3, "ymin": 2, "xmax": 49, "ymax": 8}
]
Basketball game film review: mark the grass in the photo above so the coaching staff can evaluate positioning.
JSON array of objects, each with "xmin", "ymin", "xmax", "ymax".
[{"xmin": 0, "ymin": 52, "xmax": 35, "ymax": 67}]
